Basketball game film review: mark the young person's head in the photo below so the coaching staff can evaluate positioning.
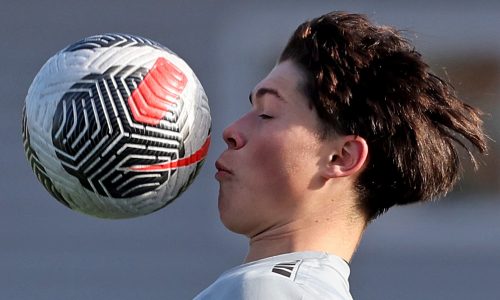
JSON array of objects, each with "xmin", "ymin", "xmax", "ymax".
[
  {"xmin": 217, "ymin": 59, "xmax": 358, "ymax": 237},
  {"xmin": 278, "ymin": 11, "xmax": 488, "ymax": 221}
]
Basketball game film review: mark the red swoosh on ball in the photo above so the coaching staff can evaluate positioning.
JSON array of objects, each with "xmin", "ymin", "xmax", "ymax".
[
  {"xmin": 127, "ymin": 57, "xmax": 187, "ymax": 126},
  {"xmin": 129, "ymin": 136, "xmax": 210, "ymax": 171}
]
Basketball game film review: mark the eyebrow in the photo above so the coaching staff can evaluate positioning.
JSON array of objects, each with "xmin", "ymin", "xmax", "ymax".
[{"xmin": 248, "ymin": 87, "xmax": 284, "ymax": 104}]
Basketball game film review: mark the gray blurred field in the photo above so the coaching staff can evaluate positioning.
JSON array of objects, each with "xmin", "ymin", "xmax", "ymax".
[{"xmin": 1, "ymin": 1, "xmax": 499, "ymax": 299}]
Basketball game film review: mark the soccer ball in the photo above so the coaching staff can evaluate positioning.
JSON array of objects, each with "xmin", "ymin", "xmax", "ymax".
[{"xmin": 22, "ymin": 34, "xmax": 211, "ymax": 219}]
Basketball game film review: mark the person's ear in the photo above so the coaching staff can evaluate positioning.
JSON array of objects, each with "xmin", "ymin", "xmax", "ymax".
[{"xmin": 322, "ymin": 135, "xmax": 368, "ymax": 179}]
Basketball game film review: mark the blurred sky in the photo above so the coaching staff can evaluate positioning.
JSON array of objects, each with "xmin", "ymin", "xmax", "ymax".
[{"xmin": 1, "ymin": 1, "xmax": 499, "ymax": 299}]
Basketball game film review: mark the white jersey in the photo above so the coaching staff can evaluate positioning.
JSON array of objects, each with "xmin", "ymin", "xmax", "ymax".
[{"xmin": 193, "ymin": 251, "xmax": 353, "ymax": 300}]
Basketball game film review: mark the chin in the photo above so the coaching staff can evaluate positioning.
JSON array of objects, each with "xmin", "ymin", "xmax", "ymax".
[
  {"xmin": 218, "ymin": 209, "xmax": 250, "ymax": 235},
  {"xmin": 220, "ymin": 219, "xmax": 245, "ymax": 235},
  {"xmin": 217, "ymin": 191, "xmax": 256, "ymax": 236}
]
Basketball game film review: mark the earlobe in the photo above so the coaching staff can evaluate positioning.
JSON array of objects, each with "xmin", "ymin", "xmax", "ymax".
[{"xmin": 323, "ymin": 136, "xmax": 368, "ymax": 178}]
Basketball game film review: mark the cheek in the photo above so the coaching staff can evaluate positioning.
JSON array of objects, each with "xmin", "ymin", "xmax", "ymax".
[
  {"xmin": 218, "ymin": 128, "xmax": 322, "ymax": 235},
  {"xmin": 252, "ymin": 135, "xmax": 290, "ymax": 178},
  {"xmin": 251, "ymin": 130, "xmax": 318, "ymax": 196}
]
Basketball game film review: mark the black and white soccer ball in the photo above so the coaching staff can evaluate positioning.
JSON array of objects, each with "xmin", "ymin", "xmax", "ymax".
[{"xmin": 22, "ymin": 34, "xmax": 211, "ymax": 219}]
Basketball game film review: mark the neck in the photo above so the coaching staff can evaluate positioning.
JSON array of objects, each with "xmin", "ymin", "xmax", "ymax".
[{"xmin": 244, "ymin": 213, "xmax": 366, "ymax": 263}]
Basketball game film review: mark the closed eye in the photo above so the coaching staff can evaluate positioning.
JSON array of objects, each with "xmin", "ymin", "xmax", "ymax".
[{"xmin": 259, "ymin": 114, "xmax": 273, "ymax": 119}]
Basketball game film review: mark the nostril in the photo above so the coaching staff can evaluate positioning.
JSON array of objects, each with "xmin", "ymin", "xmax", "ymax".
[
  {"xmin": 223, "ymin": 130, "xmax": 244, "ymax": 150},
  {"xmin": 226, "ymin": 137, "xmax": 237, "ymax": 149}
]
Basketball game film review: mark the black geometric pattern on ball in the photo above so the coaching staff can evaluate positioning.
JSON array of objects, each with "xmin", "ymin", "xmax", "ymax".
[
  {"xmin": 51, "ymin": 64, "xmax": 189, "ymax": 198},
  {"xmin": 22, "ymin": 107, "xmax": 71, "ymax": 207},
  {"xmin": 63, "ymin": 33, "xmax": 169, "ymax": 53}
]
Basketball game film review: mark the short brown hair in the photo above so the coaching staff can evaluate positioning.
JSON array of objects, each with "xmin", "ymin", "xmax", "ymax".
[{"xmin": 279, "ymin": 12, "xmax": 488, "ymax": 220}]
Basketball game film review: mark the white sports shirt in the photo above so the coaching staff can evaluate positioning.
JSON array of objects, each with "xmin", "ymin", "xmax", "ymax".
[{"xmin": 193, "ymin": 251, "xmax": 353, "ymax": 300}]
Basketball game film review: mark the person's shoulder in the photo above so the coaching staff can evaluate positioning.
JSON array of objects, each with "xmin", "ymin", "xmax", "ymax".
[
  {"xmin": 194, "ymin": 262, "xmax": 304, "ymax": 300},
  {"xmin": 238, "ymin": 269, "xmax": 306, "ymax": 299},
  {"xmin": 293, "ymin": 253, "xmax": 353, "ymax": 299},
  {"xmin": 194, "ymin": 252, "xmax": 353, "ymax": 300},
  {"xmin": 239, "ymin": 252, "xmax": 352, "ymax": 300}
]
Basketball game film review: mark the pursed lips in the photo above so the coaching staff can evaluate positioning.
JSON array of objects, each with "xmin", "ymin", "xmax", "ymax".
[{"xmin": 215, "ymin": 160, "xmax": 233, "ymax": 179}]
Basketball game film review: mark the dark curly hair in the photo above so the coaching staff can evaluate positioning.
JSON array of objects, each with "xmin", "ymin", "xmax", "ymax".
[{"xmin": 279, "ymin": 12, "xmax": 488, "ymax": 220}]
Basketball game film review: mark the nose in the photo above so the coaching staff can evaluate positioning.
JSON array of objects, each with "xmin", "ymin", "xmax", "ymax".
[{"xmin": 222, "ymin": 119, "xmax": 246, "ymax": 150}]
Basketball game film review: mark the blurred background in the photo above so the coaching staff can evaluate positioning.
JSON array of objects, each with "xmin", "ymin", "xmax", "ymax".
[{"xmin": 1, "ymin": 0, "xmax": 499, "ymax": 299}]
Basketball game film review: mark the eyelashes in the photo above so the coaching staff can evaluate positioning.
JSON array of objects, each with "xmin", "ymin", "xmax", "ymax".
[{"xmin": 259, "ymin": 114, "xmax": 273, "ymax": 120}]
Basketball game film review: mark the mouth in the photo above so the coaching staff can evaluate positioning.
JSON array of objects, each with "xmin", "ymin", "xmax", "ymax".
[{"xmin": 215, "ymin": 160, "xmax": 232, "ymax": 179}]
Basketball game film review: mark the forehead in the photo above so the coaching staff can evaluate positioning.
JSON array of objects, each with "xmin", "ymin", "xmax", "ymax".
[{"xmin": 252, "ymin": 60, "xmax": 307, "ymax": 101}]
